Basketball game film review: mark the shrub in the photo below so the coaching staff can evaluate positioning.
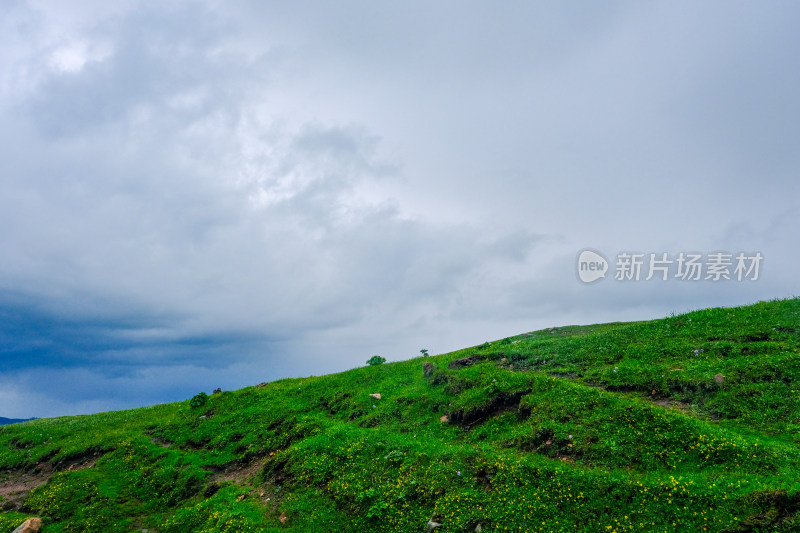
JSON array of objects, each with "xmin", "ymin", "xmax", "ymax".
[
  {"xmin": 366, "ymin": 355, "xmax": 386, "ymax": 366},
  {"xmin": 190, "ymin": 392, "xmax": 209, "ymax": 408}
]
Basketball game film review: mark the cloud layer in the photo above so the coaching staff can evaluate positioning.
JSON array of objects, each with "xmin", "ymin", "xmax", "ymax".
[{"xmin": 1, "ymin": 1, "xmax": 797, "ymax": 417}]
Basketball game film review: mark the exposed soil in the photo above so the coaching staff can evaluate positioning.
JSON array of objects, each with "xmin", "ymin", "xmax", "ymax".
[
  {"xmin": 0, "ymin": 469, "xmax": 49, "ymax": 511},
  {"xmin": 209, "ymin": 457, "xmax": 265, "ymax": 485},
  {"xmin": 201, "ymin": 454, "xmax": 287, "ymax": 523},
  {"xmin": 0, "ymin": 452, "xmax": 101, "ymax": 511},
  {"xmin": 448, "ymin": 390, "xmax": 531, "ymax": 428},
  {"xmin": 448, "ymin": 354, "xmax": 487, "ymax": 369},
  {"xmin": 651, "ymin": 398, "xmax": 693, "ymax": 413},
  {"xmin": 149, "ymin": 436, "xmax": 173, "ymax": 448}
]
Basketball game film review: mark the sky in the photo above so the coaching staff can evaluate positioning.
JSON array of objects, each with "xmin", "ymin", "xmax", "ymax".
[{"xmin": 1, "ymin": 1, "xmax": 798, "ymax": 418}]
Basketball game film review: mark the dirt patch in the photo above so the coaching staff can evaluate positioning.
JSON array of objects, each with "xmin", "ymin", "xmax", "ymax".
[
  {"xmin": 448, "ymin": 354, "xmax": 487, "ymax": 369},
  {"xmin": 55, "ymin": 450, "xmax": 103, "ymax": 472},
  {"xmin": 209, "ymin": 457, "xmax": 265, "ymax": 485},
  {"xmin": 202, "ymin": 455, "xmax": 288, "ymax": 522},
  {"xmin": 0, "ymin": 452, "xmax": 101, "ymax": 511},
  {"xmin": 150, "ymin": 436, "xmax": 173, "ymax": 448},
  {"xmin": 0, "ymin": 469, "xmax": 49, "ymax": 510},
  {"xmin": 651, "ymin": 398, "xmax": 692, "ymax": 413},
  {"xmin": 448, "ymin": 390, "xmax": 531, "ymax": 428}
]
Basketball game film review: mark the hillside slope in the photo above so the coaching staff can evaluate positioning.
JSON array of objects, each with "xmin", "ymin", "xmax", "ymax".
[{"xmin": 1, "ymin": 298, "xmax": 799, "ymax": 532}]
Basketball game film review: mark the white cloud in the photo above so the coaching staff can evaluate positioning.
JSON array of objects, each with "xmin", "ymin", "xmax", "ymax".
[{"xmin": 48, "ymin": 39, "xmax": 113, "ymax": 73}]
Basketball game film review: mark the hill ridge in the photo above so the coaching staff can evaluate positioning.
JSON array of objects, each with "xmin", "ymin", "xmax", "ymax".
[{"xmin": 0, "ymin": 418, "xmax": 35, "ymax": 427}]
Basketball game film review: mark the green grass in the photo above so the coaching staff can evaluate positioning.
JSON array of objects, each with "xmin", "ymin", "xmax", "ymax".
[{"xmin": 1, "ymin": 297, "xmax": 799, "ymax": 532}]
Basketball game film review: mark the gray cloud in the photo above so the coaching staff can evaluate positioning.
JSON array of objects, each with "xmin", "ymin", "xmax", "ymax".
[{"xmin": 0, "ymin": 1, "xmax": 797, "ymax": 417}]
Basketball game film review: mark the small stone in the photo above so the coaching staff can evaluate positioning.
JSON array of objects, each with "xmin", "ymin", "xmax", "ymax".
[
  {"xmin": 12, "ymin": 518, "xmax": 42, "ymax": 533},
  {"xmin": 714, "ymin": 373, "xmax": 725, "ymax": 384},
  {"xmin": 370, "ymin": 393, "xmax": 382, "ymax": 400}
]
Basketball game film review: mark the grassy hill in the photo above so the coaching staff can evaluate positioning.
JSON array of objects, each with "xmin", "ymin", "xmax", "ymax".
[{"xmin": 1, "ymin": 298, "xmax": 799, "ymax": 532}]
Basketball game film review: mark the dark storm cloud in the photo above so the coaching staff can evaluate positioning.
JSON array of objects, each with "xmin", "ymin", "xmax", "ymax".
[{"xmin": 0, "ymin": 289, "xmax": 280, "ymax": 372}]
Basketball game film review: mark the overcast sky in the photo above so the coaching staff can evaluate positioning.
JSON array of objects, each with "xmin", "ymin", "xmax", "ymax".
[{"xmin": 1, "ymin": 1, "xmax": 798, "ymax": 418}]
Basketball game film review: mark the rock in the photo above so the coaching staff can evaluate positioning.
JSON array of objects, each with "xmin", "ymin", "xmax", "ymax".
[
  {"xmin": 255, "ymin": 382, "xmax": 268, "ymax": 388},
  {"xmin": 12, "ymin": 518, "xmax": 42, "ymax": 533},
  {"xmin": 423, "ymin": 362, "xmax": 435, "ymax": 377},
  {"xmin": 714, "ymin": 373, "xmax": 725, "ymax": 384},
  {"xmin": 475, "ymin": 524, "xmax": 483, "ymax": 532},
  {"xmin": 426, "ymin": 514, "xmax": 443, "ymax": 531},
  {"xmin": 448, "ymin": 355, "xmax": 485, "ymax": 369},
  {"xmin": 212, "ymin": 388, "xmax": 222, "ymax": 394},
  {"xmin": 370, "ymin": 393, "xmax": 382, "ymax": 400}
]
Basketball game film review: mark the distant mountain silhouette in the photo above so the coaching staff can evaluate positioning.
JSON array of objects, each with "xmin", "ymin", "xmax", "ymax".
[{"xmin": 0, "ymin": 417, "xmax": 36, "ymax": 425}]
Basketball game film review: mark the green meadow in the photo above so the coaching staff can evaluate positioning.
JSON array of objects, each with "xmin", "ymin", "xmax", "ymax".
[{"xmin": 1, "ymin": 298, "xmax": 799, "ymax": 532}]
